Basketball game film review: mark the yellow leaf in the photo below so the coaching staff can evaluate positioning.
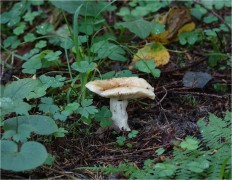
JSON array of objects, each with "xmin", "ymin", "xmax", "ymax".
[
  {"xmin": 132, "ymin": 43, "xmax": 170, "ymax": 67},
  {"xmin": 150, "ymin": 6, "xmax": 195, "ymax": 44}
]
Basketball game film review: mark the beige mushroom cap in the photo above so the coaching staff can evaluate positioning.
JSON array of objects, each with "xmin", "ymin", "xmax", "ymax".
[{"xmin": 85, "ymin": 77, "xmax": 155, "ymax": 100}]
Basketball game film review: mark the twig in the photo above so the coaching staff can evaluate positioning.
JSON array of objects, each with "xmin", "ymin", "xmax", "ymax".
[
  {"xmin": 42, "ymin": 166, "xmax": 76, "ymax": 179},
  {"xmin": 172, "ymin": 91, "xmax": 231, "ymax": 99}
]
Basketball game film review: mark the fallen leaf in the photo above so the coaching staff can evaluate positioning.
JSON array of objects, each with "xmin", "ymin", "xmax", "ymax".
[
  {"xmin": 183, "ymin": 71, "xmax": 212, "ymax": 88},
  {"xmin": 133, "ymin": 42, "xmax": 170, "ymax": 67},
  {"xmin": 150, "ymin": 6, "xmax": 195, "ymax": 44}
]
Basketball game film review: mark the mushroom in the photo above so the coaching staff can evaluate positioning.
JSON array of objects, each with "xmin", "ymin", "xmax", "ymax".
[{"xmin": 85, "ymin": 77, "xmax": 155, "ymax": 131}]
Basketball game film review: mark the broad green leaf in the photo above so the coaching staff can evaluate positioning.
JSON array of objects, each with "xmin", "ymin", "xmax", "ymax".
[
  {"xmin": 50, "ymin": 0, "xmax": 83, "ymax": 14},
  {"xmin": 71, "ymin": 61, "xmax": 96, "ymax": 73},
  {"xmin": 0, "ymin": 98, "xmax": 31, "ymax": 116},
  {"xmin": 95, "ymin": 106, "xmax": 112, "ymax": 127},
  {"xmin": 3, "ymin": 78, "xmax": 40, "ymax": 100},
  {"xmin": 117, "ymin": 18, "xmax": 152, "ymax": 39},
  {"xmin": 1, "ymin": 140, "xmax": 47, "ymax": 171},
  {"xmin": 4, "ymin": 115, "xmax": 58, "ymax": 135},
  {"xmin": 180, "ymin": 136, "xmax": 199, "ymax": 150}
]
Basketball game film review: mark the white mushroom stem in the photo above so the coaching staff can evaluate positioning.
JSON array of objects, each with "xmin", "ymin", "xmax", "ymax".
[{"xmin": 110, "ymin": 98, "xmax": 131, "ymax": 131}]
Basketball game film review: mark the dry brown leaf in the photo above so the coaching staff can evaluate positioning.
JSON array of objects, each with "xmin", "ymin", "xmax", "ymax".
[{"xmin": 150, "ymin": 6, "xmax": 195, "ymax": 44}]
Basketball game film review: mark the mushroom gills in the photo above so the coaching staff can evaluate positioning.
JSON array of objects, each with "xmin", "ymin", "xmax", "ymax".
[{"xmin": 110, "ymin": 98, "xmax": 130, "ymax": 131}]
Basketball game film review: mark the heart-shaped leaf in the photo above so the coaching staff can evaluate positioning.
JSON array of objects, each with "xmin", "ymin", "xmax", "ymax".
[
  {"xmin": 1, "ymin": 140, "xmax": 47, "ymax": 171},
  {"xmin": 4, "ymin": 115, "xmax": 58, "ymax": 135}
]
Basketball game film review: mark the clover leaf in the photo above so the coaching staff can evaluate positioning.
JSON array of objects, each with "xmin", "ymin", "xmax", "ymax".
[
  {"xmin": 77, "ymin": 99, "xmax": 98, "ymax": 118},
  {"xmin": 95, "ymin": 106, "xmax": 112, "ymax": 127}
]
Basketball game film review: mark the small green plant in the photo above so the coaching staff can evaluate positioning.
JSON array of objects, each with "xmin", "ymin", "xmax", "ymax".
[
  {"xmin": 91, "ymin": 111, "xmax": 232, "ymax": 179},
  {"xmin": 0, "ymin": 78, "xmax": 59, "ymax": 171},
  {"xmin": 116, "ymin": 130, "xmax": 139, "ymax": 148}
]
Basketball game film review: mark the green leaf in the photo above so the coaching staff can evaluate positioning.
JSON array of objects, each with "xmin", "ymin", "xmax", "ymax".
[
  {"xmin": 44, "ymin": 51, "xmax": 62, "ymax": 61},
  {"xmin": 3, "ymin": 78, "xmax": 40, "ymax": 100},
  {"xmin": 3, "ymin": 36, "xmax": 21, "ymax": 49},
  {"xmin": 39, "ymin": 75, "xmax": 66, "ymax": 88},
  {"xmin": 187, "ymin": 160, "xmax": 210, "ymax": 173},
  {"xmin": 12, "ymin": 124, "xmax": 33, "ymax": 142},
  {"xmin": 71, "ymin": 61, "xmax": 96, "ymax": 73},
  {"xmin": 115, "ymin": 70, "xmax": 137, "ymax": 78},
  {"xmin": 155, "ymin": 148, "xmax": 165, "ymax": 156},
  {"xmin": 24, "ymin": 33, "xmax": 36, "ymax": 42},
  {"xmin": 4, "ymin": 115, "xmax": 58, "ymax": 135},
  {"xmin": 23, "ymin": 11, "xmax": 41, "ymax": 24},
  {"xmin": 53, "ymin": 111, "xmax": 69, "ymax": 121},
  {"xmin": 36, "ymin": 23, "xmax": 54, "ymax": 35},
  {"xmin": 155, "ymin": 163, "xmax": 177, "ymax": 177},
  {"xmin": 178, "ymin": 31, "xmax": 199, "ymax": 45},
  {"xmin": 203, "ymin": 15, "xmax": 218, "ymax": 24},
  {"xmin": 35, "ymin": 40, "xmax": 47, "ymax": 49},
  {"xmin": 1, "ymin": 140, "xmax": 48, "ymax": 171},
  {"xmin": 13, "ymin": 22, "xmax": 26, "ymax": 35},
  {"xmin": 180, "ymin": 136, "xmax": 199, "ymax": 150},
  {"xmin": 0, "ymin": 98, "xmax": 31, "ymax": 116},
  {"xmin": 53, "ymin": 127, "xmax": 68, "ymax": 138},
  {"xmin": 135, "ymin": 60, "xmax": 161, "ymax": 78},
  {"xmin": 117, "ymin": 19, "xmax": 152, "ymax": 39},
  {"xmin": 50, "ymin": 0, "xmax": 83, "ymax": 14},
  {"xmin": 43, "ymin": 153, "xmax": 55, "ymax": 166},
  {"xmin": 191, "ymin": 4, "xmax": 207, "ymax": 20},
  {"xmin": 91, "ymin": 41, "xmax": 127, "ymax": 61},
  {"xmin": 38, "ymin": 97, "xmax": 59, "ymax": 114},
  {"xmin": 64, "ymin": 102, "xmax": 80, "ymax": 114},
  {"xmin": 116, "ymin": 136, "xmax": 126, "ymax": 146},
  {"xmin": 152, "ymin": 22, "xmax": 165, "ymax": 35},
  {"xmin": 22, "ymin": 56, "xmax": 42, "ymax": 74},
  {"xmin": 77, "ymin": 99, "xmax": 98, "ymax": 118},
  {"xmin": 116, "ymin": 7, "xmax": 130, "ymax": 16},
  {"xmin": 95, "ymin": 106, "xmax": 112, "ymax": 128},
  {"xmin": 128, "ymin": 130, "xmax": 139, "ymax": 139},
  {"xmin": 213, "ymin": 83, "xmax": 228, "ymax": 93}
]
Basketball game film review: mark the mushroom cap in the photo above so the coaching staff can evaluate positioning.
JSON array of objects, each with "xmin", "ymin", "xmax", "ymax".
[{"xmin": 85, "ymin": 77, "xmax": 155, "ymax": 100}]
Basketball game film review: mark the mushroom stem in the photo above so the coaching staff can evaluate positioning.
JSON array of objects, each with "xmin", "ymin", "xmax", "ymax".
[{"xmin": 110, "ymin": 98, "xmax": 131, "ymax": 131}]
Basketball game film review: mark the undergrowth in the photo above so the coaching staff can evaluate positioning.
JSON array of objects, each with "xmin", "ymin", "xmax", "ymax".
[{"xmin": 88, "ymin": 111, "xmax": 232, "ymax": 179}]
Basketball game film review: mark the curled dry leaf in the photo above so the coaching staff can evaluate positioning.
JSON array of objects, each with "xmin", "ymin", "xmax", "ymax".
[
  {"xmin": 150, "ymin": 6, "xmax": 195, "ymax": 44},
  {"xmin": 132, "ymin": 42, "xmax": 170, "ymax": 67}
]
